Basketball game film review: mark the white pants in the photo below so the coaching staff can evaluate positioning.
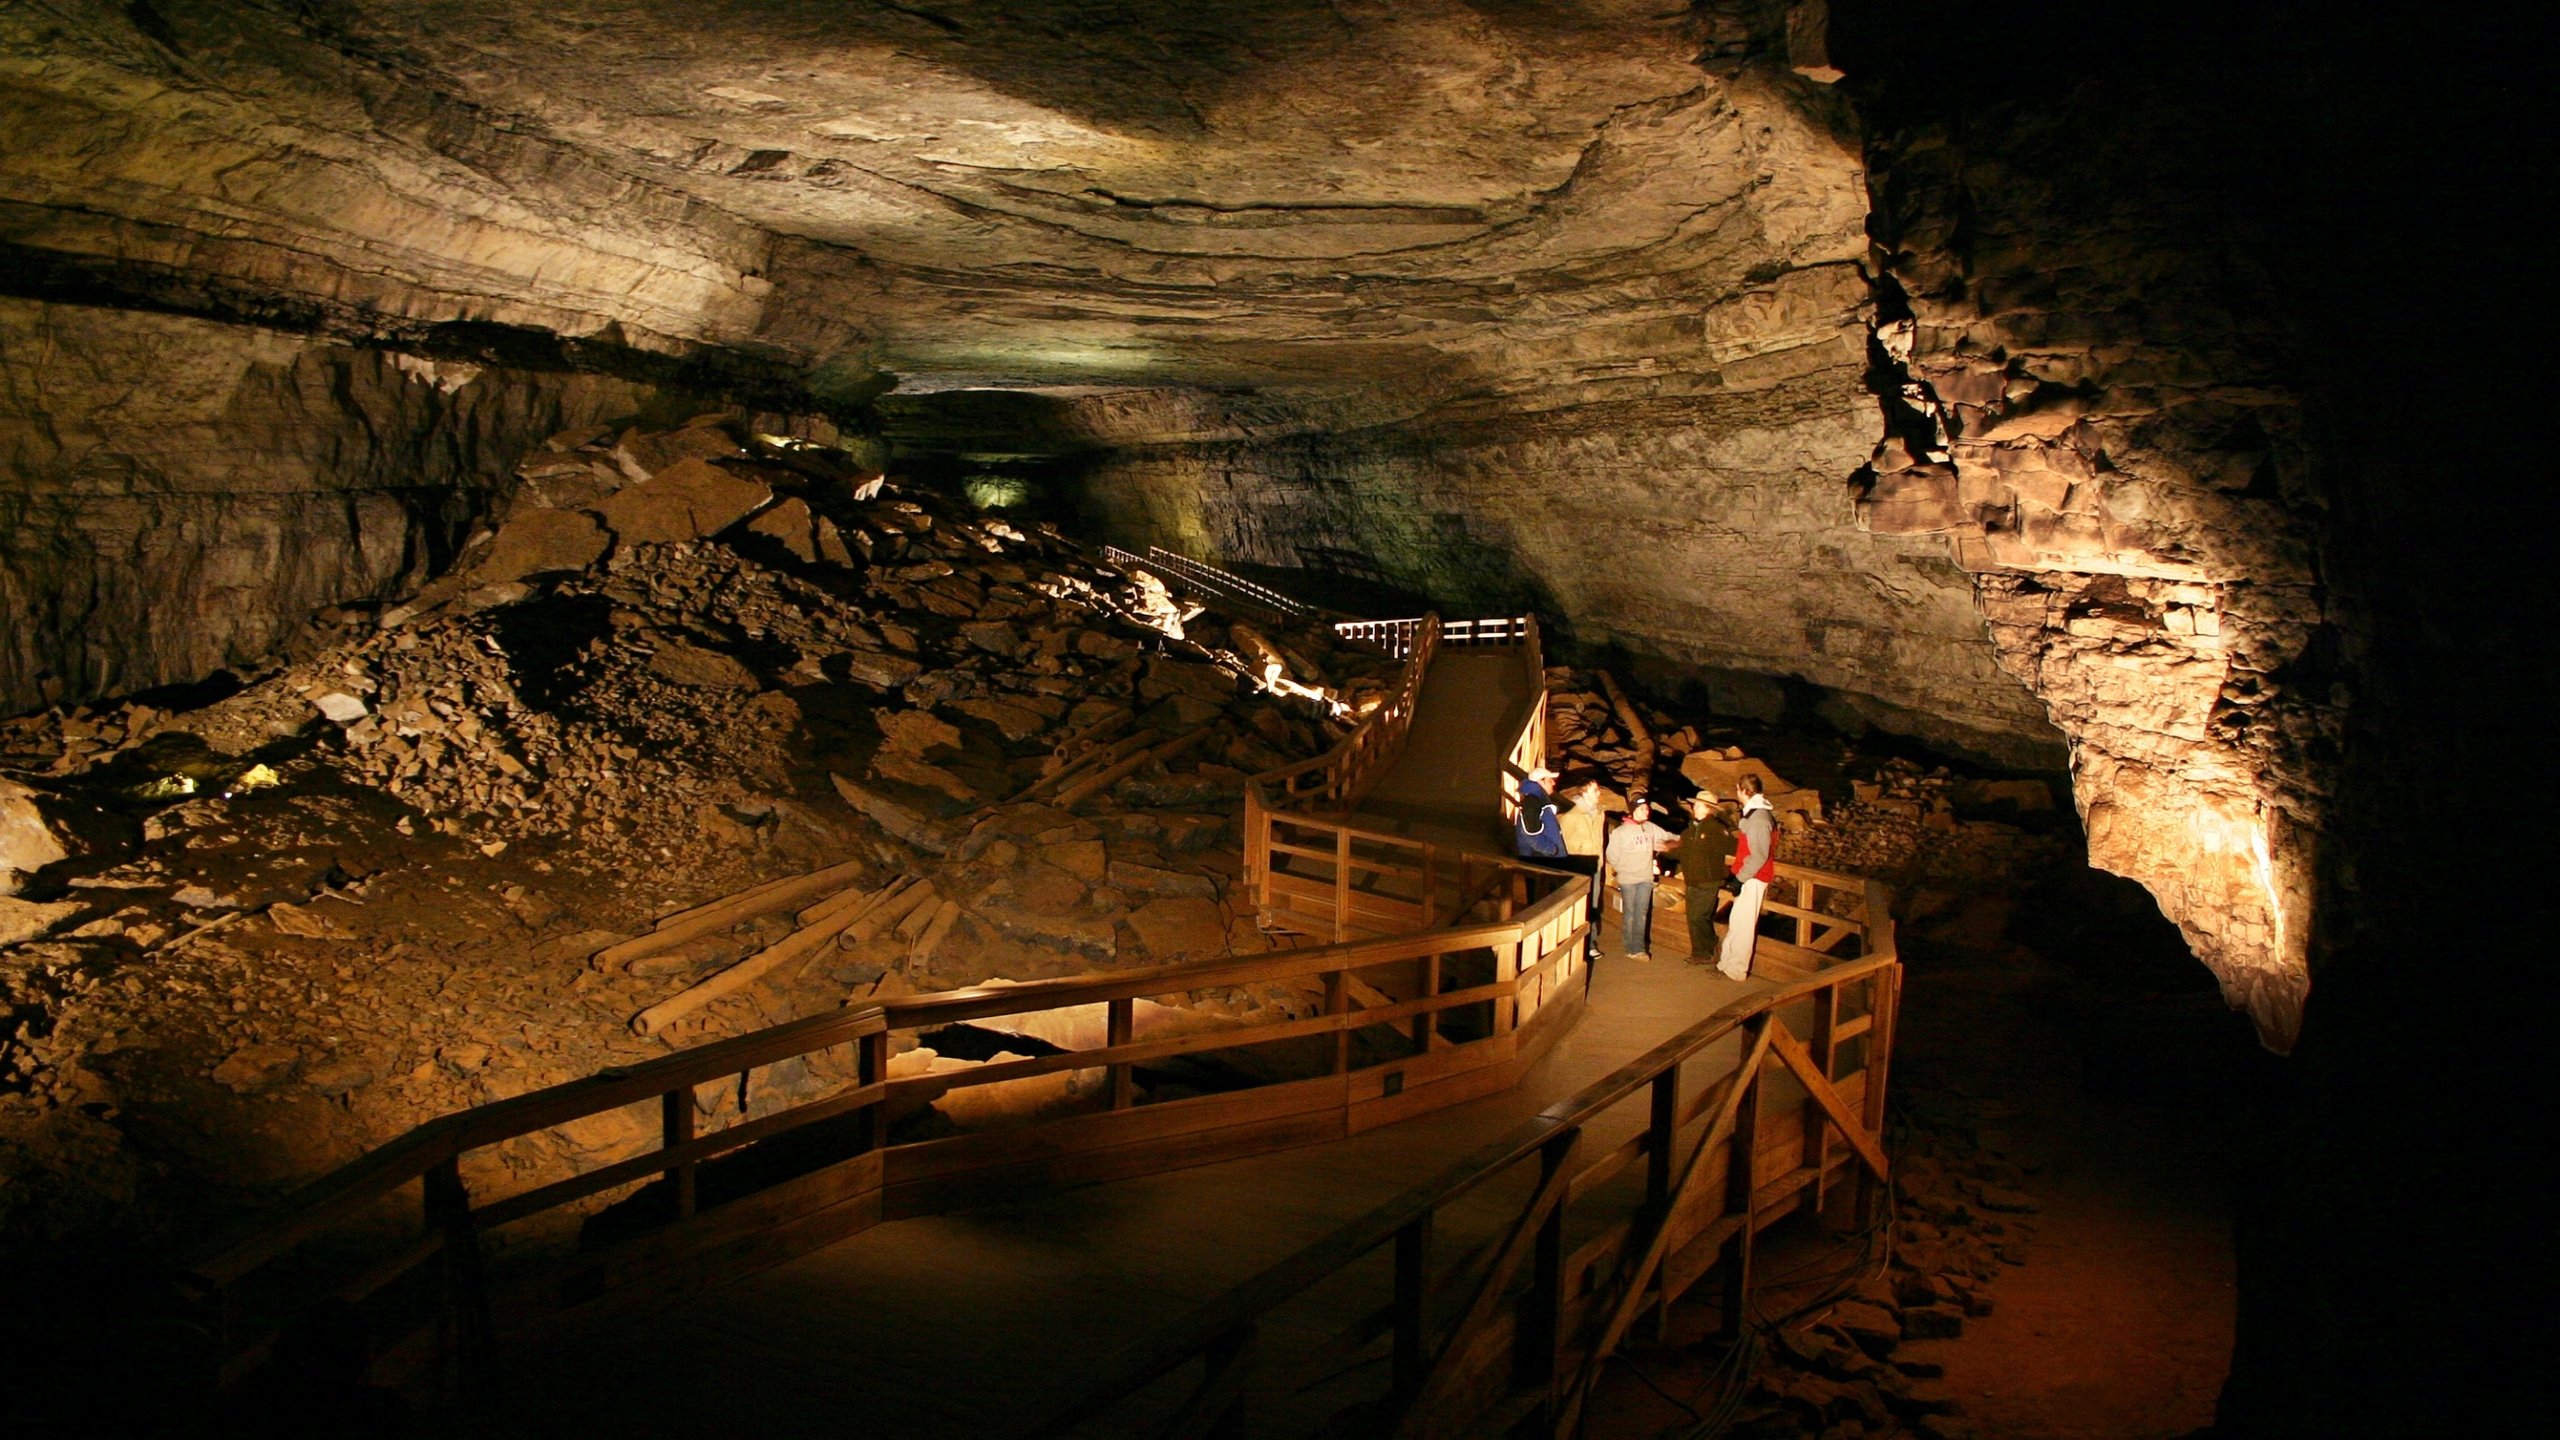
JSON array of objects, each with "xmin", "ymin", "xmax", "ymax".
[{"xmin": 1718, "ymin": 876, "xmax": 1767, "ymax": 978}]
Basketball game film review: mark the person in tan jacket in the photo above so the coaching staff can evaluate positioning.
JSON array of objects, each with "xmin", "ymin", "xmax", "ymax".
[{"xmin": 1560, "ymin": 782, "xmax": 1607, "ymax": 959}]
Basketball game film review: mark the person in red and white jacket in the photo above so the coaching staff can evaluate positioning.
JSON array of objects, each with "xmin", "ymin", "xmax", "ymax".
[{"xmin": 1716, "ymin": 775, "xmax": 1777, "ymax": 980}]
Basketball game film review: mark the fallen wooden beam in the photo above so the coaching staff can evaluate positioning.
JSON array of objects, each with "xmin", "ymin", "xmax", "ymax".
[
  {"xmin": 852, "ymin": 881, "xmax": 940, "ymax": 947},
  {"xmin": 1597, "ymin": 669, "xmax": 1657, "ymax": 788},
  {"xmin": 1056, "ymin": 727, "xmax": 1213, "ymax": 809},
  {"xmin": 595, "ymin": 859, "xmax": 868, "ymax": 971},
  {"xmin": 1016, "ymin": 725, "xmax": 1157, "ymax": 803},
  {"xmin": 631, "ymin": 877, "xmax": 909, "ymax": 1036},
  {"xmin": 910, "ymin": 898, "xmax": 964, "ymax": 966}
]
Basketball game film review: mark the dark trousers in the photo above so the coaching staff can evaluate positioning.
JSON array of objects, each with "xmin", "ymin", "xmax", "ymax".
[{"xmin": 1556, "ymin": 854, "xmax": 1603, "ymax": 958}]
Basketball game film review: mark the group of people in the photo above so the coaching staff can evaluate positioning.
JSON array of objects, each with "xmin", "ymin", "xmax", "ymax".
[{"xmin": 1514, "ymin": 765, "xmax": 1777, "ymax": 980}]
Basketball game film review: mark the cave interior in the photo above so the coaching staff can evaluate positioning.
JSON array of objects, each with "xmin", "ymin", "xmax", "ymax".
[{"xmin": 0, "ymin": 0, "xmax": 2543, "ymax": 1434}]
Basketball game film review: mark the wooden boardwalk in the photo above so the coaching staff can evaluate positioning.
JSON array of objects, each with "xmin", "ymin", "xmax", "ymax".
[
  {"xmin": 464, "ymin": 643, "xmax": 1765, "ymax": 1438},
  {"xmin": 1344, "ymin": 648, "xmax": 1537, "ymax": 855},
  {"xmin": 468, "ymin": 905, "xmax": 1767, "ymax": 1438},
  {"xmin": 197, "ymin": 613, "xmax": 1889, "ymax": 1440}
]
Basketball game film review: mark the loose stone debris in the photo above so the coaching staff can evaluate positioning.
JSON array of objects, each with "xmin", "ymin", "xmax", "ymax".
[{"xmin": 0, "ymin": 413, "xmax": 1392, "ymax": 1251}]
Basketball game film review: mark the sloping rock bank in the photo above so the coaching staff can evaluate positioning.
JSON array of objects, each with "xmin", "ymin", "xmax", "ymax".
[{"xmin": 0, "ymin": 414, "xmax": 1384, "ymax": 1268}]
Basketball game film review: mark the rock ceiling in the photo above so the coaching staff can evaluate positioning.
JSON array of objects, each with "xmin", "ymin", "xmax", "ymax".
[
  {"xmin": 1, "ymin": 0, "xmax": 2333, "ymax": 1040},
  {"xmin": 4, "ymin": 0, "xmax": 1864, "ymax": 395}
]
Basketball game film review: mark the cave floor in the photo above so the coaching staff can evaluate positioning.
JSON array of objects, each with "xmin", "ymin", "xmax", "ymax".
[{"xmin": 1887, "ymin": 946, "xmax": 2237, "ymax": 1438}]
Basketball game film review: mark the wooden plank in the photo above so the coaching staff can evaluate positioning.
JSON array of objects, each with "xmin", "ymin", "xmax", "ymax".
[
  {"xmin": 1768, "ymin": 1023, "xmax": 1890, "ymax": 1181},
  {"xmin": 594, "ymin": 860, "xmax": 868, "ymax": 970},
  {"xmin": 631, "ymin": 883, "xmax": 890, "ymax": 1036}
]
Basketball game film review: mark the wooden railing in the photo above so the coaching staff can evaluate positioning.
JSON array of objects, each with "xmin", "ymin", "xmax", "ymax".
[
  {"xmin": 1245, "ymin": 614, "xmax": 1441, "ymax": 861},
  {"xmin": 1334, "ymin": 613, "xmax": 1534, "ymax": 658},
  {"xmin": 1247, "ymin": 614, "xmax": 1544, "ymax": 936},
  {"xmin": 1034, "ymin": 868, "xmax": 1898, "ymax": 1440},
  {"xmin": 1101, "ymin": 544, "xmax": 1319, "ymax": 625},
  {"xmin": 182, "ymin": 856, "xmax": 1596, "ymax": 1397},
  {"xmin": 187, "ymin": 599, "xmax": 1807, "ymax": 1424}
]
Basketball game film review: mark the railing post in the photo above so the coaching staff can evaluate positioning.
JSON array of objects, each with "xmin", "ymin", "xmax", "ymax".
[
  {"xmin": 1107, "ymin": 997, "xmax": 1136, "ymax": 1109},
  {"xmin": 1646, "ymin": 1069, "xmax": 1679, "ymax": 1214},
  {"xmin": 1857, "ymin": 965, "xmax": 1901, "ymax": 1230},
  {"xmin": 1420, "ymin": 844, "xmax": 1438, "ymax": 930},
  {"xmin": 860, "ymin": 1028, "xmax": 890, "ymax": 1153},
  {"xmin": 1413, "ymin": 950, "xmax": 1441, "ymax": 1053},
  {"xmin": 662, "ymin": 1087, "xmax": 697, "ymax": 1220},
  {"xmin": 1521, "ymin": 1129, "xmax": 1575, "ymax": 1395},
  {"xmin": 1392, "ymin": 1212, "xmax": 1432, "ymax": 1400},
  {"xmin": 1637, "ymin": 1063, "xmax": 1683, "ymax": 1341},
  {"xmin": 1326, "ymin": 970, "xmax": 1350, "ymax": 1075},
  {"xmin": 1333, "ymin": 828, "xmax": 1353, "ymax": 943},
  {"xmin": 1720, "ymin": 1022, "xmax": 1766, "ymax": 1341},
  {"xmin": 423, "ymin": 1157, "xmax": 494, "ymax": 1400}
]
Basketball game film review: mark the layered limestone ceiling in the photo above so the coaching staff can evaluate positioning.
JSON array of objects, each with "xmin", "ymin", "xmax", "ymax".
[{"xmin": 0, "ymin": 0, "xmax": 2331, "ymax": 1037}]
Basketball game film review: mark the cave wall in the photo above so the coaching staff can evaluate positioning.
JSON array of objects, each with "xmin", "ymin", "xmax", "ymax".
[
  {"xmin": 0, "ymin": 298, "xmax": 676, "ymax": 713},
  {"xmin": 1075, "ymin": 354, "xmax": 2060, "ymax": 767},
  {"xmin": 1851, "ymin": 70, "xmax": 2331, "ymax": 1045}
]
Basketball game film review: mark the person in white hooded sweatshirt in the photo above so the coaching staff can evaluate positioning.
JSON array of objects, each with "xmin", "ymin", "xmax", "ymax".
[{"xmin": 1717, "ymin": 774, "xmax": 1778, "ymax": 980}]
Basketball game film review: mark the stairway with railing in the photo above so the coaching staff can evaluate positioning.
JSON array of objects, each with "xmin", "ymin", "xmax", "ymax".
[{"xmin": 177, "ymin": 589, "xmax": 1900, "ymax": 1440}]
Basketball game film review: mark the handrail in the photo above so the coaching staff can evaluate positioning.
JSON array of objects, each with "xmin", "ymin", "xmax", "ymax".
[
  {"xmin": 185, "ymin": 837, "xmax": 1597, "ymax": 1395},
  {"xmin": 1033, "ymin": 874, "xmax": 1900, "ymax": 1439},
  {"xmin": 1245, "ymin": 613, "xmax": 1440, "ymax": 824},
  {"xmin": 193, "ymin": 606, "xmax": 1614, "ymax": 1408},
  {"xmin": 1100, "ymin": 544, "xmax": 1318, "ymax": 624}
]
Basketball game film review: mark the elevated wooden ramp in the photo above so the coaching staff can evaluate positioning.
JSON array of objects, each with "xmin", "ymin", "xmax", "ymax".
[{"xmin": 468, "ymin": 905, "xmax": 1875, "ymax": 1437}]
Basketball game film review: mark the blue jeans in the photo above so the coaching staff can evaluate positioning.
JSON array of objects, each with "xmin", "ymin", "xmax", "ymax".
[{"xmin": 1620, "ymin": 880, "xmax": 1654, "ymax": 955}]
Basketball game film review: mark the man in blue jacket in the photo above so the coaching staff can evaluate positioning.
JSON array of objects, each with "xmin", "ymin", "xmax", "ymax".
[{"xmin": 1514, "ymin": 765, "xmax": 1567, "ymax": 860}]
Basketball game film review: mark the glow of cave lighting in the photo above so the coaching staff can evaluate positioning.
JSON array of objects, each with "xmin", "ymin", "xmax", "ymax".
[{"xmin": 2187, "ymin": 801, "xmax": 2291, "ymax": 962}]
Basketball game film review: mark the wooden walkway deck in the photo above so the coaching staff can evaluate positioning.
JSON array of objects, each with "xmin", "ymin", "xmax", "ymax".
[
  {"xmin": 471, "ymin": 641, "xmax": 1811, "ymax": 1435},
  {"xmin": 195, "ymin": 611, "xmax": 1889, "ymax": 1440},
  {"xmin": 1343, "ymin": 648, "xmax": 1537, "ymax": 855},
  {"xmin": 466, "ymin": 907, "xmax": 1770, "ymax": 1438}
]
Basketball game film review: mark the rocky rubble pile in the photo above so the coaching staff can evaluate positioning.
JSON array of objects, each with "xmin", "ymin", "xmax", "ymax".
[
  {"xmin": 0, "ymin": 411, "xmax": 1383, "ymax": 1246},
  {"xmin": 1719, "ymin": 1094, "xmax": 2042, "ymax": 1440},
  {"xmin": 1541, "ymin": 669, "xmax": 2067, "ymax": 899}
]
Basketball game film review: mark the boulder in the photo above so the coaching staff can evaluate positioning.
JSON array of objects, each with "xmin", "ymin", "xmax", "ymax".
[
  {"xmin": 831, "ymin": 774, "xmax": 955, "ymax": 854},
  {"xmin": 1678, "ymin": 751, "xmax": 1823, "ymax": 819},
  {"xmin": 212, "ymin": 1042, "xmax": 304, "ymax": 1094},
  {"xmin": 611, "ymin": 421, "xmax": 740, "ymax": 482},
  {"xmin": 593, "ymin": 457, "xmax": 771, "ymax": 544},
  {"xmin": 0, "ymin": 778, "xmax": 68, "ymax": 891},
  {"xmin": 0, "ymin": 894, "xmax": 82, "ymax": 947},
  {"xmin": 310, "ymin": 691, "xmax": 369, "ymax": 724},
  {"xmin": 649, "ymin": 639, "xmax": 760, "ymax": 690},
  {"xmin": 745, "ymin": 495, "xmax": 821, "ymax": 561},
  {"xmin": 469, "ymin": 508, "xmax": 609, "ymax": 584},
  {"xmin": 1108, "ymin": 860, "xmax": 1219, "ymax": 899},
  {"xmin": 1128, "ymin": 896, "xmax": 1232, "ymax": 962}
]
